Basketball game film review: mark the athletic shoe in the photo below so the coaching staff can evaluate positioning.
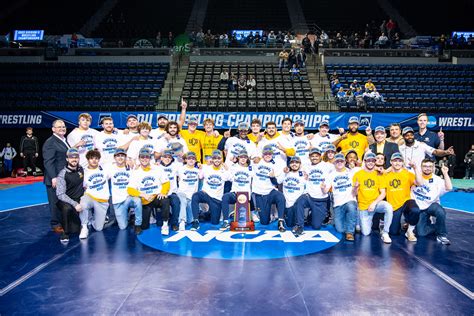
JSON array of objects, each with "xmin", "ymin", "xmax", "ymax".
[
  {"xmin": 161, "ymin": 225, "xmax": 169, "ymax": 236},
  {"xmin": 60, "ymin": 232, "xmax": 69, "ymax": 243},
  {"xmin": 355, "ymin": 225, "xmax": 361, "ymax": 234},
  {"xmin": 179, "ymin": 221, "xmax": 186, "ymax": 231},
  {"xmin": 220, "ymin": 220, "xmax": 230, "ymax": 231},
  {"xmin": 134, "ymin": 225, "xmax": 143, "ymax": 235},
  {"xmin": 172, "ymin": 224, "xmax": 179, "ymax": 231},
  {"xmin": 437, "ymin": 235, "xmax": 451, "ymax": 245},
  {"xmin": 292, "ymin": 225, "xmax": 304, "ymax": 237},
  {"xmin": 381, "ymin": 232, "xmax": 392, "ymax": 244},
  {"xmin": 278, "ymin": 219, "xmax": 286, "ymax": 232},
  {"xmin": 191, "ymin": 220, "xmax": 200, "ymax": 231},
  {"xmin": 252, "ymin": 211, "xmax": 260, "ymax": 223},
  {"xmin": 79, "ymin": 225, "xmax": 89, "ymax": 239},
  {"xmin": 405, "ymin": 231, "xmax": 417, "ymax": 242},
  {"xmin": 345, "ymin": 233, "xmax": 355, "ymax": 241}
]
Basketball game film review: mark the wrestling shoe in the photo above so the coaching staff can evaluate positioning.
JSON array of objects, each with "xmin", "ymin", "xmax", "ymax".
[
  {"xmin": 292, "ymin": 225, "xmax": 304, "ymax": 237},
  {"xmin": 60, "ymin": 232, "xmax": 69, "ymax": 243},
  {"xmin": 437, "ymin": 235, "xmax": 451, "ymax": 245},
  {"xmin": 405, "ymin": 231, "xmax": 417, "ymax": 242},
  {"xmin": 251, "ymin": 211, "xmax": 260, "ymax": 223},
  {"xmin": 220, "ymin": 220, "xmax": 230, "ymax": 231},
  {"xmin": 161, "ymin": 225, "xmax": 169, "ymax": 236},
  {"xmin": 191, "ymin": 220, "xmax": 200, "ymax": 231},
  {"xmin": 79, "ymin": 225, "xmax": 89, "ymax": 239},
  {"xmin": 179, "ymin": 221, "xmax": 186, "ymax": 231},
  {"xmin": 381, "ymin": 232, "xmax": 392, "ymax": 244}
]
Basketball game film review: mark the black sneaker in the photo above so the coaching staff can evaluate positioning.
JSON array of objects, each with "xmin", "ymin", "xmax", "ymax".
[
  {"xmin": 278, "ymin": 219, "xmax": 286, "ymax": 232},
  {"xmin": 171, "ymin": 224, "xmax": 179, "ymax": 231},
  {"xmin": 220, "ymin": 220, "xmax": 230, "ymax": 231},
  {"xmin": 191, "ymin": 220, "xmax": 200, "ymax": 231},
  {"xmin": 60, "ymin": 232, "xmax": 69, "ymax": 243},
  {"xmin": 292, "ymin": 225, "xmax": 304, "ymax": 237},
  {"xmin": 134, "ymin": 225, "xmax": 143, "ymax": 235}
]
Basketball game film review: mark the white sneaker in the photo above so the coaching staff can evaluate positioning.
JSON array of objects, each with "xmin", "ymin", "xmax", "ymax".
[
  {"xmin": 252, "ymin": 211, "xmax": 260, "ymax": 223},
  {"xmin": 179, "ymin": 221, "xmax": 186, "ymax": 231},
  {"xmin": 79, "ymin": 225, "xmax": 89, "ymax": 239},
  {"xmin": 405, "ymin": 231, "xmax": 417, "ymax": 242},
  {"xmin": 161, "ymin": 225, "xmax": 169, "ymax": 236},
  {"xmin": 355, "ymin": 225, "xmax": 361, "ymax": 233},
  {"xmin": 150, "ymin": 215, "xmax": 157, "ymax": 224},
  {"xmin": 381, "ymin": 233, "xmax": 392, "ymax": 244}
]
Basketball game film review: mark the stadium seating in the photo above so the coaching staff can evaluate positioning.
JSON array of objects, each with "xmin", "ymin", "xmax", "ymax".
[
  {"xmin": 326, "ymin": 64, "xmax": 474, "ymax": 112},
  {"xmin": 0, "ymin": 62, "xmax": 169, "ymax": 111},
  {"xmin": 182, "ymin": 62, "xmax": 316, "ymax": 112}
]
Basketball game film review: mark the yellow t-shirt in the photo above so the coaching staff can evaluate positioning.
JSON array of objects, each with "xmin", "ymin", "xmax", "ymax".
[
  {"xmin": 180, "ymin": 130, "xmax": 205, "ymax": 162},
  {"xmin": 353, "ymin": 169, "xmax": 385, "ymax": 210},
  {"xmin": 365, "ymin": 82, "xmax": 375, "ymax": 90},
  {"xmin": 383, "ymin": 169, "xmax": 415, "ymax": 210},
  {"xmin": 201, "ymin": 132, "xmax": 223, "ymax": 162},
  {"xmin": 338, "ymin": 132, "xmax": 368, "ymax": 159}
]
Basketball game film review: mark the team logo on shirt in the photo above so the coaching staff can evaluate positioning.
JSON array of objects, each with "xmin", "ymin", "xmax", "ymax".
[
  {"xmin": 137, "ymin": 222, "xmax": 342, "ymax": 260},
  {"xmin": 364, "ymin": 179, "xmax": 375, "ymax": 188},
  {"xmin": 349, "ymin": 140, "xmax": 359, "ymax": 148},
  {"xmin": 389, "ymin": 179, "xmax": 401, "ymax": 189}
]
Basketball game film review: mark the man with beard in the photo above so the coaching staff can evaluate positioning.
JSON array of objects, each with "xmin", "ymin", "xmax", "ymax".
[
  {"xmin": 95, "ymin": 117, "xmax": 124, "ymax": 165},
  {"xmin": 335, "ymin": 116, "xmax": 368, "ymax": 159},
  {"xmin": 296, "ymin": 147, "xmax": 335, "ymax": 231},
  {"xmin": 55, "ymin": 148, "xmax": 86, "ymax": 242},
  {"xmin": 412, "ymin": 159, "xmax": 452, "ymax": 245},
  {"xmin": 150, "ymin": 114, "xmax": 169, "ymax": 140},
  {"xmin": 67, "ymin": 113, "xmax": 99, "ymax": 168},
  {"xmin": 221, "ymin": 122, "xmax": 257, "ymax": 166},
  {"xmin": 310, "ymin": 120, "xmax": 340, "ymax": 153},
  {"xmin": 369, "ymin": 126, "xmax": 399, "ymax": 169},
  {"xmin": 399, "ymin": 127, "xmax": 454, "ymax": 173},
  {"xmin": 289, "ymin": 120, "xmax": 312, "ymax": 168},
  {"xmin": 156, "ymin": 121, "xmax": 189, "ymax": 163},
  {"xmin": 258, "ymin": 121, "xmax": 294, "ymax": 167},
  {"xmin": 353, "ymin": 152, "xmax": 393, "ymax": 243}
]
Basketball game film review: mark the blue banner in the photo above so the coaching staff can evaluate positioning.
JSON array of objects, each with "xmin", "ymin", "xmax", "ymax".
[{"xmin": 0, "ymin": 111, "xmax": 473, "ymax": 131}]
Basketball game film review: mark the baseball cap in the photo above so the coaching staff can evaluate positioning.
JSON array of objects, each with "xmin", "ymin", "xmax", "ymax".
[
  {"xmin": 290, "ymin": 156, "xmax": 301, "ymax": 163},
  {"xmin": 309, "ymin": 147, "xmax": 322, "ymax": 155},
  {"xmin": 238, "ymin": 122, "xmax": 249, "ymax": 130},
  {"xmin": 325, "ymin": 144, "xmax": 336, "ymax": 152},
  {"xmin": 294, "ymin": 119, "xmax": 305, "ymax": 126},
  {"xmin": 390, "ymin": 152, "xmax": 403, "ymax": 161},
  {"xmin": 348, "ymin": 116, "xmax": 359, "ymax": 124},
  {"xmin": 185, "ymin": 151, "xmax": 197, "ymax": 159},
  {"xmin": 262, "ymin": 145, "xmax": 273, "ymax": 154},
  {"xmin": 157, "ymin": 114, "xmax": 168, "ymax": 121},
  {"xmin": 163, "ymin": 149, "xmax": 174, "ymax": 157},
  {"xmin": 237, "ymin": 149, "xmax": 249, "ymax": 157},
  {"xmin": 319, "ymin": 120, "xmax": 329, "ymax": 128},
  {"xmin": 188, "ymin": 116, "xmax": 198, "ymax": 125},
  {"xmin": 127, "ymin": 114, "xmax": 138, "ymax": 121},
  {"xmin": 139, "ymin": 148, "xmax": 152, "ymax": 157},
  {"xmin": 212, "ymin": 149, "xmax": 223, "ymax": 158},
  {"xmin": 374, "ymin": 126, "xmax": 385, "ymax": 133},
  {"xmin": 334, "ymin": 153, "xmax": 345, "ymax": 161},
  {"xmin": 66, "ymin": 148, "xmax": 79, "ymax": 158},
  {"xmin": 402, "ymin": 126, "xmax": 414, "ymax": 135},
  {"xmin": 364, "ymin": 152, "xmax": 376, "ymax": 161},
  {"xmin": 114, "ymin": 148, "xmax": 127, "ymax": 156}
]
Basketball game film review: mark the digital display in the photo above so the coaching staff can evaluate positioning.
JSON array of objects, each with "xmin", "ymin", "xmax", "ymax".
[
  {"xmin": 13, "ymin": 30, "xmax": 44, "ymax": 41},
  {"xmin": 232, "ymin": 30, "xmax": 264, "ymax": 41},
  {"xmin": 451, "ymin": 31, "xmax": 474, "ymax": 38}
]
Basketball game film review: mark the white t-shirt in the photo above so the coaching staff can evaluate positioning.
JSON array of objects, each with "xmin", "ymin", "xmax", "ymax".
[
  {"xmin": 251, "ymin": 159, "xmax": 284, "ymax": 195},
  {"xmin": 156, "ymin": 136, "xmax": 189, "ymax": 162},
  {"xmin": 107, "ymin": 163, "xmax": 131, "ymax": 204},
  {"xmin": 118, "ymin": 130, "xmax": 139, "ymax": 147},
  {"xmin": 95, "ymin": 131, "xmax": 123, "ymax": 165},
  {"xmin": 304, "ymin": 161, "xmax": 335, "ymax": 199},
  {"xmin": 224, "ymin": 137, "xmax": 257, "ymax": 166},
  {"xmin": 177, "ymin": 165, "xmax": 200, "ymax": 199},
  {"xmin": 257, "ymin": 134, "xmax": 292, "ymax": 167},
  {"xmin": 67, "ymin": 128, "xmax": 99, "ymax": 167},
  {"xmin": 311, "ymin": 133, "xmax": 338, "ymax": 152},
  {"xmin": 291, "ymin": 135, "xmax": 312, "ymax": 167},
  {"xmin": 326, "ymin": 168, "xmax": 357, "ymax": 207},
  {"xmin": 158, "ymin": 162, "xmax": 179, "ymax": 195},
  {"xmin": 399, "ymin": 141, "xmax": 435, "ymax": 172},
  {"xmin": 411, "ymin": 174, "xmax": 448, "ymax": 210},
  {"xmin": 149, "ymin": 128, "xmax": 166, "ymax": 140},
  {"xmin": 280, "ymin": 171, "xmax": 307, "ymax": 208},
  {"xmin": 83, "ymin": 166, "xmax": 110, "ymax": 201},
  {"xmin": 230, "ymin": 164, "xmax": 253, "ymax": 193},
  {"xmin": 127, "ymin": 137, "xmax": 157, "ymax": 164},
  {"xmin": 200, "ymin": 165, "xmax": 232, "ymax": 201},
  {"xmin": 128, "ymin": 165, "xmax": 169, "ymax": 196}
]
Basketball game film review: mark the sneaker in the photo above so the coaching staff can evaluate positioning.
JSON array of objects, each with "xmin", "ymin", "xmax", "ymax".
[
  {"xmin": 191, "ymin": 220, "xmax": 200, "ymax": 231},
  {"xmin": 437, "ymin": 235, "xmax": 451, "ymax": 245},
  {"xmin": 79, "ymin": 225, "xmax": 89, "ymax": 239},
  {"xmin": 220, "ymin": 220, "xmax": 230, "ymax": 231},
  {"xmin": 60, "ymin": 232, "xmax": 69, "ymax": 243},
  {"xmin": 134, "ymin": 225, "xmax": 143, "ymax": 235},
  {"xmin": 179, "ymin": 221, "xmax": 186, "ymax": 231},
  {"xmin": 381, "ymin": 232, "xmax": 392, "ymax": 244},
  {"xmin": 402, "ymin": 222, "xmax": 409, "ymax": 231},
  {"xmin": 171, "ymin": 225, "xmax": 179, "ymax": 232},
  {"xmin": 252, "ymin": 211, "xmax": 260, "ymax": 223},
  {"xmin": 345, "ymin": 233, "xmax": 355, "ymax": 241},
  {"xmin": 161, "ymin": 225, "xmax": 169, "ymax": 236},
  {"xmin": 278, "ymin": 219, "xmax": 286, "ymax": 232},
  {"xmin": 355, "ymin": 225, "xmax": 361, "ymax": 234},
  {"xmin": 405, "ymin": 231, "xmax": 417, "ymax": 242},
  {"xmin": 292, "ymin": 225, "xmax": 304, "ymax": 237},
  {"xmin": 52, "ymin": 226, "xmax": 65, "ymax": 234}
]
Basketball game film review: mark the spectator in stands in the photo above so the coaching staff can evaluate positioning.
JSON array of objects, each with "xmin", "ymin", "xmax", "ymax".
[
  {"xmin": 391, "ymin": 33, "xmax": 401, "ymax": 48},
  {"xmin": 362, "ymin": 31, "xmax": 371, "ymax": 48},
  {"xmin": 267, "ymin": 31, "xmax": 276, "ymax": 47},
  {"xmin": 320, "ymin": 30, "xmax": 329, "ymax": 46},
  {"xmin": 369, "ymin": 88, "xmax": 385, "ymax": 103},
  {"xmin": 196, "ymin": 29, "xmax": 205, "ymax": 47},
  {"xmin": 1, "ymin": 142, "xmax": 16, "ymax": 176},
  {"xmin": 336, "ymin": 87, "xmax": 346, "ymax": 99},
  {"xmin": 247, "ymin": 75, "xmax": 256, "ymax": 92},
  {"xmin": 70, "ymin": 33, "xmax": 78, "ymax": 48},
  {"xmin": 155, "ymin": 32, "xmax": 162, "ymax": 47},
  {"xmin": 288, "ymin": 49, "xmax": 296, "ymax": 70},
  {"xmin": 330, "ymin": 71, "xmax": 338, "ymax": 84},
  {"xmin": 464, "ymin": 145, "xmax": 474, "ymax": 179},
  {"xmin": 238, "ymin": 75, "xmax": 247, "ymax": 91},
  {"xmin": 386, "ymin": 19, "xmax": 396, "ymax": 39},
  {"xmin": 349, "ymin": 80, "xmax": 360, "ymax": 91},
  {"xmin": 220, "ymin": 70, "xmax": 229, "ymax": 84},
  {"xmin": 296, "ymin": 48, "xmax": 306, "ymax": 68},
  {"xmin": 375, "ymin": 33, "xmax": 389, "ymax": 48},
  {"xmin": 335, "ymin": 32, "xmax": 345, "ymax": 48},
  {"xmin": 229, "ymin": 73, "xmax": 237, "ymax": 91},
  {"xmin": 20, "ymin": 127, "xmax": 39, "ymax": 175},
  {"xmin": 302, "ymin": 34, "xmax": 312, "ymax": 54},
  {"xmin": 354, "ymin": 87, "xmax": 366, "ymax": 110},
  {"xmin": 247, "ymin": 32, "xmax": 255, "ymax": 48},
  {"xmin": 278, "ymin": 49, "xmax": 289, "ymax": 71},
  {"xmin": 345, "ymin": 89, "xmax": 354, "ymax": 104},
  {"xmin": 331, "ymin": 79, "xmax": 343, "ymax": 95},
  {"xmin": 364, "ymin": 79, "xmax": 375, "ymax": 91},
  {"xmin": 168, "ymin": 32, "xmax": 174, "ymax": 48},
  {"xmin": 290, "ymin": 64, "xmax": 301, "ymax": 81},
  {"xmin": 380, "ymin": 20, "xmax": 387, "ymax": 36}
]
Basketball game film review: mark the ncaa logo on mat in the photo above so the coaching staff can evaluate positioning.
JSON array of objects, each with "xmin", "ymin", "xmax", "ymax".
[{"xmin": 138, "ymin": 223, "xmax": 342, "ymax": 260}]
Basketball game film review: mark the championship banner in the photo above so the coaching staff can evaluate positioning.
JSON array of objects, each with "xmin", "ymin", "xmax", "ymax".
[{"xmin": 0, "ymin": 111, "xmax": 473, "ymax": 131}]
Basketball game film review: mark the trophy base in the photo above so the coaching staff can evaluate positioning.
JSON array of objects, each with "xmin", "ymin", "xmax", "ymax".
[{"xmin": 230, "ymin": 221, "xmax": 255, "ymax": 232}]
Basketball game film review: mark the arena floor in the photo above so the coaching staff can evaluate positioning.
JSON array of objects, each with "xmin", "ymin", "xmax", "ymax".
[{"xmin": 0, "ymin": 183, "xmax": 473, "ymax": 315}]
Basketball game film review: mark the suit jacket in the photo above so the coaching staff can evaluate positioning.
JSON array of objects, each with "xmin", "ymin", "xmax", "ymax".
[
  {"xmin": 42, "ymin": 135, "xmax": 69, "ymax": 186},
  {"xmin": 369, "ymin": 141, "xmax": 399, "ymax": 169}
]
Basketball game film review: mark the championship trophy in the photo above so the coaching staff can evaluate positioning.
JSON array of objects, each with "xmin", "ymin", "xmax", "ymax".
[{"xmin": 230, "ymin": 192, "xmax": 255, "ymax": 231}]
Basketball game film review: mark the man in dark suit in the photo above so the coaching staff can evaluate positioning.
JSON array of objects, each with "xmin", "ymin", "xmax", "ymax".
[
  {"xmin": 369, "ymin": 126, "xmax": 399, "ymax": 169},
  {"xmin": 43, "ymin": 119, "xmax": 71, "ymax": 232}
]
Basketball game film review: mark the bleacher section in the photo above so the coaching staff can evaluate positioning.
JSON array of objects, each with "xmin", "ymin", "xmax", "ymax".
[
  {"xmin": 326, "ymin": 64, "xmax": 474, "ymax": 112},
  {"xmin": 204, "ymin": 0, "xmax": 291, "ymax": 33},
  {"xmin": 0, "ymin": 62, "xmax": 169, "ymax": 111},
  {"xmin": 181, "ymin": 62, "xmax": 315, "ymax": 112}
]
